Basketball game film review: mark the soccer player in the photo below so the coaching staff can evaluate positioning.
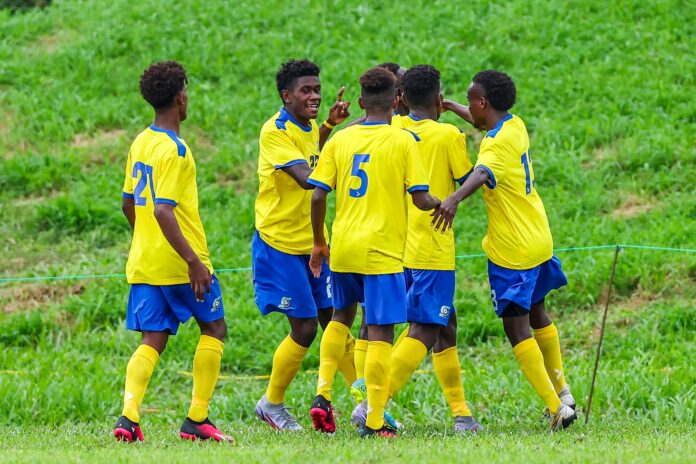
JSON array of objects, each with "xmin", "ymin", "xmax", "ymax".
[
  {"xmin": 384, "ymin": 64, "xmax": 482, "ymax": 433},
  {"xmin": 253, "ymin": 59, "xmax": 353, "ymax": 431},
  {"xmin": 307, "ymin": 66, "xmax": 440, "ymax": 437},
  {"xmin": 114, "ymin": 61, "xmax": 233, "ymax": 443},
  {"xmin": 431, "ymin": 70, "xmax": 577, "ymax": 431}
]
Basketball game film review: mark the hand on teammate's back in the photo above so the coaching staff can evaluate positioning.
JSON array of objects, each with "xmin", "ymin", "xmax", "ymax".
[
  {"xmin": 431, "ymin": 194, "xmax": 458, "ymax": 233},
  {"xmin": 327, "ymin": 87, "xmax": 351, "ymax": 125},
  {"xmin": 188, "ymin": 259, "xmax": 212, "ymax": 302},
  {"xmin": 309, "ymin": 244, "xmax": 331, "ymax": 278}
]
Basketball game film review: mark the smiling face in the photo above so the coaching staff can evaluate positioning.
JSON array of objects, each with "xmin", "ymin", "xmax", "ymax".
[{"xmin": 281, "ymin": 75, "xmax": 321, "ymax": 123}]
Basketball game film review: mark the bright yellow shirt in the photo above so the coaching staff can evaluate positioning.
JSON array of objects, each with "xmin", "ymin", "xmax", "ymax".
[
  {"xmin": 122, "ymin": 125, "xmax": 212, "ymax": 285},
  {"xmin": 393, "ymin": 115, "xmax": 473, "ymax": 270},
  {"xmin": 475, "ymin": 114, "xmax": 553, "ymax": 269},
  {"xmin": 255, "ymin": 108, "xmax": 327, "ymax": 255},
  {"xmin": 308, "ymin": 122, "xmax": 429, "ymax": 274}
]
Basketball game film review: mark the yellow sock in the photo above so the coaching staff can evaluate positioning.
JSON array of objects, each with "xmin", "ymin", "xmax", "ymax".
[
  {"xmin": 121, "ymin": 344, "xmax": 159, "ymax": 423},
  {"xmin": 266, "ymin": 335, "xmax": 309, "ymax": 404},
  {"xmin": 513, "ymin": 338, "xmax": 561, "ymax": 414},
  {"xmin": 393, "ymin": 325, "xmax": 409, "ymax": 350},
  {"xmin": 316, "ymin": 321, "xmax": 350, "ymax": 401},
  {"xmin": 534, "ymin": 323, "xmax": 567, "ymax": 394},
  {"xmin": 432, "ymin": 346, "xmax": 472, "ymax": 416},
  {"xmin": 337, "ymin": 333, "xmax": 357, "ymax": 387},
  {"xmin": 188, "ymin": 335, "xmax": 224, "ymax": 422},
  {"xmin": 354, "ymin": 339, "xmax": 368, "ymax": 379},
  {"xmin": 365, "ymin": 341, "xmax": 392, "ymax": 430},
  {"xmin": 389, "ymin": 337, "xmax": 427, "ymax": 396}
]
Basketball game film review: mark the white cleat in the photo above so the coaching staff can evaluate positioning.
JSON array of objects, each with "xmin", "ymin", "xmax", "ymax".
[
  {"xmin": 454, "ymin": 416, "xmax": 484, "ymax": 434},
  {"xmin": 559, "ymin": 385, "xmax": 576, "ymax": 410},
  {"xmin": 550, "ymin": 404, "xmax": 577, "ymax": 431},
  {"xmin": 255, "ymin": 394, "xmax": 303, "ymax": 431}
]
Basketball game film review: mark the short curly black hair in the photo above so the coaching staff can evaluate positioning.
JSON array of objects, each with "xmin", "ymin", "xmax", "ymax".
[
  {"xmin": 472, "ymin": 70, "xmax": 516, "ymax": 111},
  {"xmin": 359, "ymin": 66, "xmax": 397, "ymax": 112},
  {"xmin": 402, "ymin": 64, "xmax": 441, "ymax": 108},
  {"xmin": 139, "ymin": 61, "xmax": 187, "ymax": 110},
  {"xmin": 275, "ymin": 59, "xmax": 320, "ymax": 97},
  {"xmin": 378, "ymin": 62, "xmax": 401, "ymax": 76}
]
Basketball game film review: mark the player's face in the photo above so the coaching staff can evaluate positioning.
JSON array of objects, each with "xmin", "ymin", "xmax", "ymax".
[
  {"xmin": 177, "ymin": 85, "xmax": 188, "ymax": 121},
  {"xmin": 283, "ymin": 76, "xmax": 321, "ymax": 121},
  {"xmin": 467, "ymin": 83, "xmax": 487, "ymax": 129}
]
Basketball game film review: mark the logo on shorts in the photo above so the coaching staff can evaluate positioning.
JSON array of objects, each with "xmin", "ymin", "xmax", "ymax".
[
  {"xmin": 211, "ymin": 297, "xmax": 222, "ymax": 312},
  {"xmin": 279, "ymin": 297, "xmax": 292, "ymax": 310},
  {"xmin": 439, "ymin": 305, "xmax": 450, "ymax": 318}
]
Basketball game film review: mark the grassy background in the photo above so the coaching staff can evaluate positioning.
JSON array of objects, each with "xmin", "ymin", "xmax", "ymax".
[{"xmin": 0, "ymin": 0, "xmax": 694, "ymax": 461}]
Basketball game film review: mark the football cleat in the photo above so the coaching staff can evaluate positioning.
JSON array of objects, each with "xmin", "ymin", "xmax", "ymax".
[
  {"xmin": 358, "ymin": 422, "xmax": 398, "ymax": 438},
  {"xmin": 113, "ymin": 415, "xmax": 144, "ymax": 442},
  {"xmin": 454, "ymin": 415, "xmax": 484, "ymax": 433},
  {"xmin": 309, "ymin": 395, "xmax": 336, "ymax": 433},
  {"xmin": 550, "ymin": 404, "xmax": 577, "ymax": 431},
  {"xmin": 180, "ymin": 417, "xmax": 234, "ymax": 443},
  {"xmin": 255, "ymin": 394, "xmax": 303, "ymax": 431},
  {"xmin": 350, "ymin": 377, "xmax": 367, "ymax": 404},
  {"xmin": 544, "ymin": 384, "xmax": 577, "ymax": 418},
  {"xmin": 350, "ymin": 399, "xmax": 401, "ymax": 430}
]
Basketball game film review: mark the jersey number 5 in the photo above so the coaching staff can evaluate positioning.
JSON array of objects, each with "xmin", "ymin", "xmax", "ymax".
[
  {"xmin": 133, "ymin": 161, "xmax": 155, "ymax": 206},
  {"xmin": 349, "ymin": 153, "xmax": 370, "ymax": 198}
]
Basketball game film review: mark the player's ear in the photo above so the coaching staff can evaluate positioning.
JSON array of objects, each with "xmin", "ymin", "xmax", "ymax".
[
  {"xmin": 391, "ymin": 96, "xmax": 398, "ymax": 110},
  {"xmin": 281, "ymin": 89, "xmax": 291, "ymax": 104},
  {"xmin": 358, "ymin": 96, "xmax": 365, "ymax": 110}
]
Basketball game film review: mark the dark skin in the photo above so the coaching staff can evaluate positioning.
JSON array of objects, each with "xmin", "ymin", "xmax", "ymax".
[
  {"xmin": 309, "ymin": 95, "xmax": 440, "ymax": 344},
  {"xmin": 441, "ymin": 99, "xmax": 475, "ymax": 127},
  {"xmin": 347, "ymin": 66, "xmax": 409, "ymax": 127},
  {"xmin": 122, "ymin": 85, "xmax": 226, "ymax": 353},
  {"xmin": 266, "ymin": 75, "xmax": 350, "ymax": 347},
  {"xmin": 431, "ymin": 81, "xmax": 554, "ymax": 348}
]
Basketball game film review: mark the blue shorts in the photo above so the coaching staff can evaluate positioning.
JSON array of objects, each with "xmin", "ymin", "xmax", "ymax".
[
  {"xmin": 251, "ymin": 231, "xmax": 332, "ymax": 319},
  {"xmin": 488, "ymin": 255, "xmax": 567, "ymax": 317},
  {"xmin": 331, "ymin": 272, "xmax": 406, "ymax": 325},
  {"xmin": 126, "ymin": 274, "xmax": 225, "ymax": 335},
  {"xmin": 404, "ymin": 268, "xmax": 455, "ymax": 327}
]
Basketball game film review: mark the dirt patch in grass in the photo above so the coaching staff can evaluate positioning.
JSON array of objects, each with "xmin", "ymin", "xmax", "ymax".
[
  {"xmin": 0, "ymin": 282, "xmax": 85, "ymax": 313},
  {"xmin": 26, "ymin": 29, "xmax": 75, "ymax": 55},
  {"xmin": 71, "ymin": 129, "xmax": 126, "ymax": 149},
  {"xmin": 611, "ymin": 194, "xmax": 657, "ymax": 219}
]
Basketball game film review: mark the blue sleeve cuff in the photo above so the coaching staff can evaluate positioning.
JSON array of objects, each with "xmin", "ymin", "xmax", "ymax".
[
  {"xmin": 122, "ymin": 192, "xmax": 134, "ymax": 199},
  {"xmin": 274, "ymin": 159, "xmax": 308, "ymax": 170},
  {"xmin": 307, "ymin": 178, "xmax": 332, "ymax": 192},
  {"xmin": 476, "ymin": 165, "xmax": 496, "ymax": 189},
  {"xmin": 154, "ymin": 198, "xmax": 178, "ymax": 206},
  {"xmin": 407, "ymin": 184, "xmax": 429, "ymax": 193},
  {"xmin": 454, "ymin": 168, "xmax": 473, "ymax": 186}
]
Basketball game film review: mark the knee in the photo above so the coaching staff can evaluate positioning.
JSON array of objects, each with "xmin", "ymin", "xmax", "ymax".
[
  {"xmin": 202, "ymin": 319, "xmax": 227, "ymax": 341},
  {"xmin": 292, "ymin": 319, "xmax": 318, "ymax": 346}
]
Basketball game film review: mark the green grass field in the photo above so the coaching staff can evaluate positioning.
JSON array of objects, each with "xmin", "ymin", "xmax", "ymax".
[{"xmin": 0, "ymin": 0, "xmax": 694, "ymax": 462}]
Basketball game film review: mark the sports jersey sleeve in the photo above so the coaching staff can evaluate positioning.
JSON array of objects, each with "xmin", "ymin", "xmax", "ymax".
[
  {"xmin": 152, "ymin": 147, "xmax": 187, "ymax": 206},
  {"xmin": 475, "ymin": 141, "xmax": 505, "ymax": 189},
  {"xmin": 449, "ymin": 132, "xmax": 474, "ymax": 185},
  {"xmin": 307, "ymin": 140, "xmax": 336, "ymax": 191},
  {"xmin": 404, "ymin": 140, "xmax": 429, "ymax": 193},
  {"xmin": 261, "ymin": 129, "xmax": 308, "ymax": 170},
  {"xmin": 122, "ymin": 149, "xmax": 134, "ymax": 198}
]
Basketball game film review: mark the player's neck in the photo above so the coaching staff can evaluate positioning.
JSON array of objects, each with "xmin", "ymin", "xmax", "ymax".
[
  {"xmin": 364, "ymin": 110, "xmax": 392, "ymax": 124},
  {"xmin": 283, "ymin": 106, "xmax": 311, "ymax": 127},
  {"xmin": 485, "ymin": 111, "xmax": 510, "ymax": 131},
  {"xmin": 153, "ymin": 111, "xmax": 181, "ymax": 135},
  {"xmin": 409, "ymin": 107, "xmax": 437, "ymax": 121}
]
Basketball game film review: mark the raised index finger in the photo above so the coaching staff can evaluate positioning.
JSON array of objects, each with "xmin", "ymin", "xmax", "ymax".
[{"xmin": 336, "ymin": 86, "xmax": 345, "ymax": 101}]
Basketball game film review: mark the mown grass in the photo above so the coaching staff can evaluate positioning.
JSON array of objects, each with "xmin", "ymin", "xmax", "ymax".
[{"xmin": 0, "ymin": 0, "xmax": 694, "ymax": 461}]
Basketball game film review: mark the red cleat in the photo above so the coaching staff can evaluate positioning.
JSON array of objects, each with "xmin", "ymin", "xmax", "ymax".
[
  {"xmin": 309, "ymin": 395, "xmax": 336, "ymax": 433},
  {"xmin": 180, "ymin": 417, "xmax": 234, "ymax": 443},
  {"xmin": 113, "ymin": 415, "xmax": 144, "ymax": 442}
]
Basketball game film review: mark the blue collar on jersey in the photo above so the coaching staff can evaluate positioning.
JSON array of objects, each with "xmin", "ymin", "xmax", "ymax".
[
  {"xmin": 360, "ymin": 121, "xmax": 389, "ymax": 126},
  {"xmin": 276, "ymin": 107, "xmax": 313, "ymax": 132},
  {"xmin": 485, "ymin": 113, "xmax": 513, "ymax": 139},
  {"xmin": 149, "ymin": 124, "xmax": 187, "ymax": 156}
]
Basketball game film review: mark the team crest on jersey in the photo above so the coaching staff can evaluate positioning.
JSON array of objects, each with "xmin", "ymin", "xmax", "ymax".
[
  {"xmin": 439, "ymin": 305, "xmax": 450, "ymax": 318},
  {"xmin": 211, "ymin": 297, "xmax": 222, "ymax": 312},
  {"xmin": 279, "ymin": 297, "xmax": 292, "ymax": 310}
]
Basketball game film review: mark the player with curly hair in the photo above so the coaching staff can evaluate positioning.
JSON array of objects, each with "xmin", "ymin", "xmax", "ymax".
[
  {"xmin": 253, "ymin": 59, "xmax": 353, "ymax": 431},
  {"xmin": 307, "ymin": 67, "xmax": 440, "ymax": 437},
  {"xmin": 113, "ymin": 61, "xmax": 233, "ymax": 443},
  {"xmin": 432, "ymin": 70, "xmax": 577, "ymax": 431}
]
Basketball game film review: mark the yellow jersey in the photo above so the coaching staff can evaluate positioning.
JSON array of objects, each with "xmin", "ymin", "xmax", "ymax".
[
  {"xmin": 475, "ymin": 114, "xmax": 553, "ymax": 269},
  {"xmin": 255, "ymin": 108, "xmax": 327, "ymax": 255},
  {"xmin": 122, "ymin": 125, "xmax": 212, "ymax": 285},
  {"xmin": 393, "ymin": 115, "xmax": 473, "ymax": 270},
  {"xmin": 308, "ymin": 122, "xmax": 429, "ymax": 274}
]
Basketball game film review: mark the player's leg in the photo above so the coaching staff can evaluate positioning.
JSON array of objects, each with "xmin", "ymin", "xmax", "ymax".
[
  {"xmin": 115, "ymin": 285, "xmax": 176, "ymax": 442},
  {"xmin": 389, "ymin": 322, "xmax": 435, "ymax": 397},
  {"xmin": 350, "ymin": 306, "xmax": 369, "ymax": 406},
  {"xmin": 432, "ymin": 315, "xmax": 482, "ymax": 433}
]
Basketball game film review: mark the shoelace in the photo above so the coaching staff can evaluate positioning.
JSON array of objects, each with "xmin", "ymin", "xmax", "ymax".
[{"xmin": 275, "ymin": 405, "xmax": 299, "ymax": 428}]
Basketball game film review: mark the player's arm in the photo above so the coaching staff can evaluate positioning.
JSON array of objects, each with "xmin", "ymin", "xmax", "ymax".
[
  {"xmin": 122, "ymin": 197, "xmax": 135, "ymax": 230},
  {"xmin": 431, "ymin": 167, "xmax": 489, "ymax": 232},
  {"xmin": 309, "ymin": 187, "xmax": 330, "ymax": 278},
  {"xmin": 442, "ymin": 99, "xmax": 475, "ymax": 127},
  {"xmin": 281, "ymin": 163, "xmax": 315, "ymax": 189},
  {"xmin": 154, "ymin": 204, "xmax": 211, "ymax": 301},
  {"xmin": 411, "ymin": 190, "xmax": 441, "ymax": 211},
  {"xmin": 318, "ymin": 86, "xmax": 351, "ymax": 150}
]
